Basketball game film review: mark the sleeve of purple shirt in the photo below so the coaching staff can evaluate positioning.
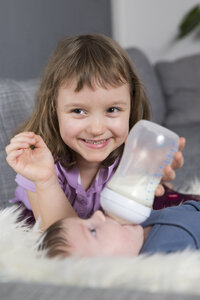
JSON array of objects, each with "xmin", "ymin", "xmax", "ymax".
[{"xmin": 10, "ymin": 165, "xmax": 66, "ymax": 210}]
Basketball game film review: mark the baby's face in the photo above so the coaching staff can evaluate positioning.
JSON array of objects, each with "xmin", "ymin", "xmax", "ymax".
[{"xmin": 63, "ymin": 210, "xmax": 144, "ymax": 257}]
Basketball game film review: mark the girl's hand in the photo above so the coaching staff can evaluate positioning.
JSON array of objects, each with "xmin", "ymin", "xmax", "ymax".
[
  {"xmin": 6, "ymin": 132, "xmax": 55, "ymax": 184},
  {"xmin": 155, "ymin": 137, "xmax": 186, "ymax": 196}
]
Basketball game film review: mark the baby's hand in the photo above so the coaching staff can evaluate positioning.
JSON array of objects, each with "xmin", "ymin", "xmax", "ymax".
[
  {"xmin": 155, "ymin": 137, "xmax": 186, "ymax": 196},
  {"xmin": 6, "ymin": 132, "xmax": 55, "ymax": 184}
]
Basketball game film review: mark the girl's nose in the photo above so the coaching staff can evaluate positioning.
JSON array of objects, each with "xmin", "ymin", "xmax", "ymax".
[
  {"xmin": 87, "ymin": 116, "xmax": 105, "ymax": 136},
  {"xmin": 92, "ymin": 210, "xmax": 106, "ymax": 222}
]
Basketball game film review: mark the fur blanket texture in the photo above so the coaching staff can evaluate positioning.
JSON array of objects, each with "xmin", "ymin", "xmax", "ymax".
[{"xmin": 1, "ymin": 179, "xmax": 200, "ymax": 296}]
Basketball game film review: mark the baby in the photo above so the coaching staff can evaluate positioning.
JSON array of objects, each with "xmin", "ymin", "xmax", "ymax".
[{"xmin": 39, "ymin": 200, "xmax": 200, "ymax": 258}]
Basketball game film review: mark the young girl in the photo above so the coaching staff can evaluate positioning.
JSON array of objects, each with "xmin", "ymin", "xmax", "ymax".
[{"xmin": 5, "ymin": 34, "xmax": 185, "ymax": 230}]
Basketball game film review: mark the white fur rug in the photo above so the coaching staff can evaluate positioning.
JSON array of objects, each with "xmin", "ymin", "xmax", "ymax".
[{"xmin": 1, "ymin": 179, "xmax": 200, "ymax": 296}]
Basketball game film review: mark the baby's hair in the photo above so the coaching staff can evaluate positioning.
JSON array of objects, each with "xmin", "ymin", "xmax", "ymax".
[
  {"xmin": 38, "ymin": 219, "xmax": 70, "ymax": 258},
  {"xmin": 16, "ymin": 33, "xmax": 150, "ymax": 167}
]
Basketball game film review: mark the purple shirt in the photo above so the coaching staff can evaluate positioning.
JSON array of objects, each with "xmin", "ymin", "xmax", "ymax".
[{"xmin": 11, "ymin": 159, "xmax": 119, "ymax": 219}]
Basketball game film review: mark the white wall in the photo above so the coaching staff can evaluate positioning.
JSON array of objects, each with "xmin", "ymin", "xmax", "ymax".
[{"xmin": 111, "ymin": 0, "xmax": 200, "ymax": 62}]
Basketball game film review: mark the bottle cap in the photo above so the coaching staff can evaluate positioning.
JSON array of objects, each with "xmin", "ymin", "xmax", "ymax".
[{"xmin": 100, "ymin": 187, "xmax": 151, "ymax": 224}]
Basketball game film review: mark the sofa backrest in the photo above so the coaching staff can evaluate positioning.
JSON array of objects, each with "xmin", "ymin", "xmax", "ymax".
[
  {"xmin": 155, "ymin": 53, "xmax": 200, "ymax": 127},
  {"xmin": 126, "ymin": 47, "xmax": 166, "ymax": 125},
  {"xmin": 0, "ymin": 79, "xmax": 39, "ymax": 208}
]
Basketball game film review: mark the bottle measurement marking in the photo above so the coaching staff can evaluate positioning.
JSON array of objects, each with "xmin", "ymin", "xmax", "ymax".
[{"xmin": 145, "ymin": 141, "xmax": 178, "ymax": 202}]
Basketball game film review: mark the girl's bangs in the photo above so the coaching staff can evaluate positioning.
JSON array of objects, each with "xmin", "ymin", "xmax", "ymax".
[
  {"xmin": 61, "ymin": 58, "xmax": 128, "ymax": 91},
  {"xmin": 76, "ymin": 70, "xmax": 126, "ymax": 91}
]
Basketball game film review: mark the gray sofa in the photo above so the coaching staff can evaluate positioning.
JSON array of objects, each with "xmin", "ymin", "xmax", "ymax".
[
  {"xmin": 0, "ymin": 48, "xmax": 200, "ymax": 299},
  {"xmin": 126, "ymin": 48, "xmax": 200, "ymax": 189}
]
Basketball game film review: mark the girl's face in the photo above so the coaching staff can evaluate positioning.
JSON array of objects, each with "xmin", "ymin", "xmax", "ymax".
[
  {"xmin": 56, "ymin": 81, "xmax": 130, "ymax": 167},
  {"xmin": 63, "ymin": 210, "xmax": 144, "ymax": 257}
]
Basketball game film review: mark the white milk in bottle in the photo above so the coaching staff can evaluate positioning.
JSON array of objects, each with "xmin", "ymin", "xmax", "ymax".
[{"xmin": 100, "ymin": 120, "xmax": 179, "ymax": 224}]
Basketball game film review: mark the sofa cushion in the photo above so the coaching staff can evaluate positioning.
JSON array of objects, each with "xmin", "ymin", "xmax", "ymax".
[
  {"xmin": 166, "ymin": 122, "xmax": 200, "ymax": 189},
  {"xmin": 155, "ymin": 54, "xmax": 200, "ymax": 126},
  {"xmin": 126, "ymin": 48, "xmax": 166, "ymax": 124},
  {"xmin": 0, "ymin": 78, "xmax": 39, "ymax": 208}
]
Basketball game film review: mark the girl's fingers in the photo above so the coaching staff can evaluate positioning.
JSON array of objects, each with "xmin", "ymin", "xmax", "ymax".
[
  {"xmin": 33, "ymin": 134, "xmax": 48, "ymax": 148},
  {"xmin": 6, "ymin": 132, "xmax": 49, "ymax": 160},
  {"xmin": 14, "ymin": 131, "xmax": 35, "ymax": 138},
  {"xmin": 6, "ymin": 149, "xmax": 23, "ymax": 164},
  {"xmin": 10, "ymin": 132, "xmax": 35, "ymax": 143},
  {"xmin": 155, "ymin": 184, "xmax": 165, "ymax": 197},
  {"xmin": 171, "ymin": 151, "xmax": 184, "ymax": 170},
  {"xmin": 5, "ymin": 142, "xmax": 30, "ymax": 154},
  {"xmin": 9, "ymin": 133, "xmax": 47, "ymax": 150},
  {"xmin": 10, "ymin": 135, "xmax": 36, "ymax": 145},
  {"xmin": 178, "ymin": 137, "xmax": 186, "ymax": 151},
  {"xmin": 161, "ymin": 165, "xmax": 176, "ymax": 182}
]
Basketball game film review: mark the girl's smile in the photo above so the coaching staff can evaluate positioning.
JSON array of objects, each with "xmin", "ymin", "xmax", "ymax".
[
  {"xmin": 56, "ymin": 80, "xmax": 131, "ymax": 168},
  {"xmin": 80, "ymin": 138, "xmax": 111, "ymax": 149}
]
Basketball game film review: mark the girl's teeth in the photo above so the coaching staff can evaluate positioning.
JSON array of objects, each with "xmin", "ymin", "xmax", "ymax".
[{"xmin": 85, "ymin": 139, "xmax": 106, "ymax": 144}]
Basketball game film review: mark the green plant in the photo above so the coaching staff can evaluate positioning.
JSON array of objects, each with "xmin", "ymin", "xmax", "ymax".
[{"xmin": 177, "ymin": 4, "xmax": 200, "ymax": 39}]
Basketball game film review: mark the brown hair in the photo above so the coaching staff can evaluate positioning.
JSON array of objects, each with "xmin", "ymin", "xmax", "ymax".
[
  {"xmin": 16, "ymin": 33, "xmax": 151, "ymax": 167},
  {"xmin": 38, "ymin": 218, "xmax": 70, "ymax": 258}
]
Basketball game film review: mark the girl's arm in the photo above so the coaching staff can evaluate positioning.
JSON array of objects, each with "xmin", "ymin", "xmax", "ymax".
[
  {"xmin": 155, "ymin": 137, "xmax": 186, "ymax": 196},
  {"xmin": 27, "ymin": 175, "xmax": 77, "ymax": 231},
  {"xmin": 6, "ymin": 132, "xmax": 77, "ymax": 230}
]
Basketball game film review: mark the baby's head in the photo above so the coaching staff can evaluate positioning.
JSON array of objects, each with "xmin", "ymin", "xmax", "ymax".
[
  {"xmin": 39, "ymin": 210, "xmax": 144, "ymax": 258},
  {"xmin": 21, "ymin": 34, "xmax": 150, "ymax": 166}
]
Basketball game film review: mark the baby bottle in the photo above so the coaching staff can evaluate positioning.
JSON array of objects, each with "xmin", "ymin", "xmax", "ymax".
[{"xmin": 100, "ymin": 120, "xmax": 179, "ymax": 224}]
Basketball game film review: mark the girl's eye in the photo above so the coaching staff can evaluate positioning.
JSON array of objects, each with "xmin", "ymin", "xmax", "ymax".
[
  {"xmin": 72, "ymin": 108, "xmax": 85, "ymax": 115},
  {"xmin": 89, "ymin": 228, "xmax": 96, "ymax": 236},
  {"xmin": 107, "ymin": 107, "xmax": 120, "ymax": 113}
]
